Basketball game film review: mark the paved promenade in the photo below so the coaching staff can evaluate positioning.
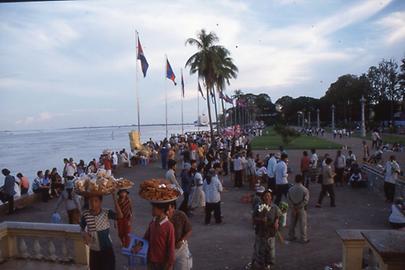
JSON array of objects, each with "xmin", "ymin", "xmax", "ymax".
[{"xmin": 1, "ymin": 139, "xmax": 394, "ymax": 270}]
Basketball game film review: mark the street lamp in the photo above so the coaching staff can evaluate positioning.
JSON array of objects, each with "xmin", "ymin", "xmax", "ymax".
[
  {"xmin": 360, "ymin": 96, "xmax": 366, "ymax": 137},
  {"xmin": 316, "ymin": 108, "xmax": 320, "ymax": 129},
  {"xmin": 331, "ymin": 104, "xmax": 335, "ymax": 131}
]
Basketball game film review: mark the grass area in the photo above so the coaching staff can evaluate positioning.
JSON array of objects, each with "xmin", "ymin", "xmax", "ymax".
[
  {"xmin": 252, "ymin": 128, "xmax": 342, "ymax": 150},
  {"xmin": 353, "ymin": 132, "xmax": 405, "ymax": 145}
]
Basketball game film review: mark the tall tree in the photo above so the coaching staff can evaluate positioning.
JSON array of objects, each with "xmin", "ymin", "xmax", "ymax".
[
  {"xmin": 185, "ymin": 29, "xmax": 225, "ymax": 141},
  {"xmin": 397, "ymin": 56, "xmax": 405, "ymax": 108},
  {"xmin": 214, "ymin": 46, "xmax": 238, "ymax": 128}
]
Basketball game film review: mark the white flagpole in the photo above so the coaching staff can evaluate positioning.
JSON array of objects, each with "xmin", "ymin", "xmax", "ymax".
[
  {"xmin": 165, "ymin": 55, "xmax": 168, "ymax": 139},
  {"xmin": 135, "ymin": 30, "xmax": 141, "ymax": 135},
  {"xmin": 181, "ymin": 69, "xmax": 184, "ymax": 135},
  {"xmin": 197, "ymin": 82, "xmax": 200, "ymax": 132}
]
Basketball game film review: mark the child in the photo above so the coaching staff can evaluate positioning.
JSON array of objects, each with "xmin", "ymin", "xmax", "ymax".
[
  {"xmin": 80, "ymin": 194, "xmax": 123, "ymax": 270},
  {"xmin": 349, "ymin": 168, "xmax": 365, "ymax": 188},
  {"xmin": 143, "ymin": 203, "xmax": 175, "ymax": 270},
  {"xmin": 117, "ymin": 189, "xmax": 133, "ymax": 247}
]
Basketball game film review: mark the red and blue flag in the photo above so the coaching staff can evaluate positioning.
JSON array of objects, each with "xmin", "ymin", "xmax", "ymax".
[
  {"xmin": 181, "ymin": 70, "xmax": 185, "ymax": 97},
  {"xmin": 137, "ymin": 37, "xmax": 149, "ymax": 77},
  {"xmin": 166, "ymin": 59, "xmax": 176, "ymax": 85}
]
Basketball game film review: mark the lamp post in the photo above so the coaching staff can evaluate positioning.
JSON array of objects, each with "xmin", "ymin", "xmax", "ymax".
[
  {"xmin": 331, "ymin": 104, "xmax": 335, "ymax": 131},
  {"xmin": 297, "ymin": 111, "xmax": 303, "ymax": 128},
  {"xmin": 308, "ymin": 111, "xmax": 311, "ymax": 128},
  {"xmin": 360, "ymin": 96, "xmax": 366, "ymax": 137},
  {"xmin": 316, "ymin": 108, "xmax": 320, "ymax": 129}
]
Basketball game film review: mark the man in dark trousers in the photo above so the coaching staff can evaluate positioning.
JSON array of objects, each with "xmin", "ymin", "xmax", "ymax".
[{"xmin": 1, "ymin": 168, "xmax": 16, "ymax": 214}]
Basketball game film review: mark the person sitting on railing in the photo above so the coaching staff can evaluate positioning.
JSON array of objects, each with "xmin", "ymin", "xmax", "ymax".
[
  {"xmin": 348, "ymin": 166, "xmax": 366, "ymax": 188},
  {"xmin": 1, "ymin": 168, "xmax": 16, "ymax": 214},
  {"xmin": 368, "ymin": 148, "xmax": 383, "ymax": 164},
  {"xmin": 389, "ymin": 197, "xmax": 405, "ymax": 229}
]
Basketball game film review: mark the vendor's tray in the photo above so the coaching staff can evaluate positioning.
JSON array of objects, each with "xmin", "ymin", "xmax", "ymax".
[
  {"xmin": 74, "ymin": 170, "xmax": 134, "ymax": 196},
  {"xmin": 139, "ymin": 179, "xmax": 180, "ymax": 203}
]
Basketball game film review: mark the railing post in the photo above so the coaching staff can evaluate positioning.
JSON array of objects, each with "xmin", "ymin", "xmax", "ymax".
[
  {"xmin": 71, "ymin": 234, "xmax": 89, "ymax": 265},
  {"xmin": 337, "ymin": 230, "xmax": 366, "ymax": 270}
]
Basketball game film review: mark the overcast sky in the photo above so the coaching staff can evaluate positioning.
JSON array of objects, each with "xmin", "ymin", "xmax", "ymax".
[{"xmin": 1, "ymin": 0, "xmax": 405, "ymax": 130}]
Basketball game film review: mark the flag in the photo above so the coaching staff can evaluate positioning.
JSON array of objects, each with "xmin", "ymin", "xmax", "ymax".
[
  {"xmin": 137, "ymin": 36, "xmax": 149, "ymax": 77},
  {"xmin": 198, "ymin": 82, "xmax": 205, "ymax": 99},
  {"xmin": 181, "ymin": 70, "xmax": 185, "ymax": 97},
  {"xmin": 166, "ymin": 58, "xmax": 176, "ymax": 85}
]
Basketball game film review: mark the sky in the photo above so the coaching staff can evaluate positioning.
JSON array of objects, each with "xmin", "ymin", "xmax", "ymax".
[{"xmin": 0, "ymin": 0, "xmax": 405, "ymax": 130}]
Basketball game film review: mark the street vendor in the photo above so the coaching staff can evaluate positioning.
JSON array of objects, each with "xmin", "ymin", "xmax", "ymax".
[
  {"xmin": 251, "ymin": 189, "xmax": 281, "ymax": 270},
  {"xmin": 80, "ymin": 194, "xmax": 123, "ymax": 270}
]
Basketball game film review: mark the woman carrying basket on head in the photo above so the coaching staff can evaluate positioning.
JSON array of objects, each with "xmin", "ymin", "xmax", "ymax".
[{"xmin": 80, "ymin": 193, "xmax": 123, "ymax": 270}]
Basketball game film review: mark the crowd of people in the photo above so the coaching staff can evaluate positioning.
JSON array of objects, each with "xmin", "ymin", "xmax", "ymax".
[{"xmin": 2, "ymin": 123, "xmax": 405, "ymax": 270}]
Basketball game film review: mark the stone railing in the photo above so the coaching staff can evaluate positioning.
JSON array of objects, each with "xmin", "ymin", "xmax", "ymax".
[
  {"xmin": 336, "ymin": 229, "xmax": 405, "ymax": 270},
  {"xmin": 0, "ymin": 221, "xmax": 88, "ymax": 266},
  {"xmin": 361, "ymin": 163, "xmax": 405, "ymax": 198}
]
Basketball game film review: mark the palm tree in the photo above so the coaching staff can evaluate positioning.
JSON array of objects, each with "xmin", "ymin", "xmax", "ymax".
[
  {"xmin": 214, "ymin": 47, "xmax": 238, "ymax": 128},
  {"xmin": 185, "ymin": 29, "xmax": 226, "ymax": 142}
]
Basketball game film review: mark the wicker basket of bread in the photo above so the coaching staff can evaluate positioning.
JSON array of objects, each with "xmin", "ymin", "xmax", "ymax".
[
  {"xmin": 139, "ymin": 179, "xmax": 180, "ymax": 203},
  {"xmin": 74, "ymin": 170, "xmax": 134, "ymax": 196}
]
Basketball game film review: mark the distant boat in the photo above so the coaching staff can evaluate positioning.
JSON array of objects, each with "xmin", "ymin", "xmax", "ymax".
[{"xmin": 194, "ymin": 114, "xmax": 209, "ymax": 127}]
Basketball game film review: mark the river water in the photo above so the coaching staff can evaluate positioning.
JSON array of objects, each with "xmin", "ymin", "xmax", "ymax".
[{"xmin": 0, "ymin": 124, "xmax": 208, "ymax": 187}]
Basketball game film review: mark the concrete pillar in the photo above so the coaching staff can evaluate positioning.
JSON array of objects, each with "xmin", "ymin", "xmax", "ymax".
[{"xmin": 360, "ymin": 96, "xmax": 366, "ymax": 137}]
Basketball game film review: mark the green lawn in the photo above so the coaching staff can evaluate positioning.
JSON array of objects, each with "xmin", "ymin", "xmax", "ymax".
[
  {"xmin": 353, "ymin": 132, "xmax": 405, "ymax": 145},
  {"xmin": 252, "ymin": 128, "xmax": 342, "ymax": 150}
]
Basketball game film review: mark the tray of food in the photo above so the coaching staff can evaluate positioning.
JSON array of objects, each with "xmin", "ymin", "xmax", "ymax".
[
  {"xmin": 74, "ymin": 170, "xmax": 134, "ymax": 196},
  {"xmin": 139, "ymin": 179, "xmax": 180, "ymax": 203}
]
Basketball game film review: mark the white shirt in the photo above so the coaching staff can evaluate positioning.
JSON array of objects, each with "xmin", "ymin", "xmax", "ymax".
[
  {"xmin": 256, "ymin": 166, "xmax": 268, "ymax": 177},
  {"xmin": 66, "ymin": 163, "xmax": 76, "ymax": 177},
  {"xmin": 267, "ymin": 156, "xmax": 277, "ymax": 178},
  {"xmin": 348, "ymin": 153, "xmax": 356, "ymax": 161},
  {"xmin": 233, "ymin": 157, "xmax": 243, "ymax": 171},
  {"xmin": 112, "ymin": 154, "xmax": 118, "ymax": 166},
  {"xmin": 384, "ymin": 160, "xmax": 400, "ymax": 184},
  {"xmin": 310, "ymin": 153, "xmax": 318, "ymax": 169},
  {"xmin": 203, "ymin": 175, "xmax": 223, "ymax": 203},
  {"xmin": 336, "ymin": 155, "xmax": 346, "ymax": 169},
  {"xmin": 275, "ymin": 160, "xmax": 288, "ymax": 185}
]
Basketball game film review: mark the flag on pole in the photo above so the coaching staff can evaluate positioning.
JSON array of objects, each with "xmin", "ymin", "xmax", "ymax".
[
  {"xmin": 137, "ymin": 36, "xmax": 149, "ymax": 77},
  {"xmin": 181, "ymin": 70, "xmax": 185, "ymax": 97},
  {"xmin": 166, "ymin": 59, "xmax": 177, "ymax": 85},
  {"xmin": 198, "ymin": 82, "xmax": 205, "ymax": 99}
]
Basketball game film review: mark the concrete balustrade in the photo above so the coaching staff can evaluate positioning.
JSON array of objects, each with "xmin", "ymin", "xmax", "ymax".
[
  {"xmin": 0, "ymin": 221, "xmax": 88, "ymax": 266},
  {"xmin": 337, "ymin": 229, "xmax": 405, "ymax": 270}
]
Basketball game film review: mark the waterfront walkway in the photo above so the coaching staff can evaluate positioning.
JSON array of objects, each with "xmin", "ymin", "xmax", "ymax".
[{"xmin": 0, "ymin": 143, "xmax": 394, "ymax": 269}]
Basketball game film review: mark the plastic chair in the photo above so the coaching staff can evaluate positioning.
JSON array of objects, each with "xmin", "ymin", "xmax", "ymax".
[{"xmin": 121, "ymin": 233, "xmax": 149, "ymax": 268}]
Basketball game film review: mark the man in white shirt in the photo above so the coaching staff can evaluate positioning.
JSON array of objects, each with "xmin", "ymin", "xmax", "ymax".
[
  {"xmin": 334, "ymin": 150, "xmax": 346, "ymax": 186},
  {"xmin": 309, "ymin": 149, "xmax": 318, "ymax": 183},
  {"xmin": 274, "ymin": 153, "xmax": 289, "ymax": 205},
  {"xmin": 267, "ymin": 153, "xmax": 277, "ymax": 191},
  {"xmin": 112, "ymin": 152, "xmax": 118, "ymax": 171},
  {"xmin": 233, "ymin": 154, "xmax": 243, "ymax": 187},
  {"xmin": 384, "ymin": 155, "xmax": 401, "ymax": 203},
  {"xmin": 66, "ymin": 158, "xmax": 76, "ymax": 180}
]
